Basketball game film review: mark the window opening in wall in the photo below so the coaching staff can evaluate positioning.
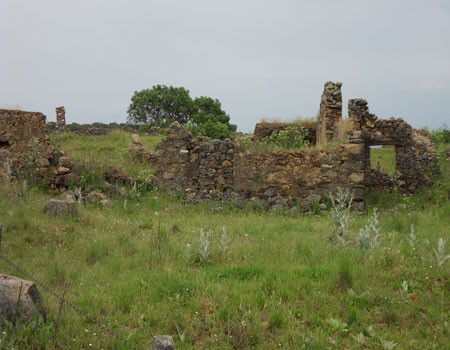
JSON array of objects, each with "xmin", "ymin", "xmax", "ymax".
[
  {"xmin": 368, "ymin": 145, "xmax": 397, "ymax": 190},
  {"xmin": 370, "ymin": 145, "xmax": 396, "ymax": 175}
]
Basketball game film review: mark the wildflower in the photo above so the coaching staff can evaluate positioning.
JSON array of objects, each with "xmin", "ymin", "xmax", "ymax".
[{"xmin": 411, "ymin": 295, "xmax": 416, "ymax": 301}]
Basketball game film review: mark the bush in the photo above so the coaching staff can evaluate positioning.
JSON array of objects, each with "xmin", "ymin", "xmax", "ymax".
[
  {"xmin": 263, "ymin": 125, "xmax": 309, "ymax": 149},
  {"xmin": 429, "ymin": 124, "xmax": 450, "ymax": 145}
]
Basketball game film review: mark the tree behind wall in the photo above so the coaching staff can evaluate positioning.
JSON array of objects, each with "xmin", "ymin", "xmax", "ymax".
[
  {"xmin": 127, "ymin": 85, "xmax": 236, "ymax": 139},
  {"xmin": 188, "ymin": 96, "xmax": 236, "ymax": 139},
  {"xmin": 127, "ymin": 85, "xmax": 195, "ymax": 127}
]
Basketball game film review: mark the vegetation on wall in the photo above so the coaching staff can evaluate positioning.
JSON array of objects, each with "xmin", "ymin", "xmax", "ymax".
[{"xmin": 263, "ymin": 125, "xmax": 309, "ymax": 149}]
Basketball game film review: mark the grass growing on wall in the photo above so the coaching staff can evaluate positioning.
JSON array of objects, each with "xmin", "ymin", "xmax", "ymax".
[
  {"xmin": 51, "ymin": 130, "xmax": 163, "ymax": 178},
  {"xmin": 0, "ymin": 131, "xmax": 449, "ymax": 349}
]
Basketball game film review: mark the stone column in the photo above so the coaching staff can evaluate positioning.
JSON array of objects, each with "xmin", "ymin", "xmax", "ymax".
[
  {"xmin": 55, "ymin": 106, "xmax": 66, "ymax": 131},
  {"xmin": 316, "ymin": 82, "xmax": 342, "ymax": 145}
]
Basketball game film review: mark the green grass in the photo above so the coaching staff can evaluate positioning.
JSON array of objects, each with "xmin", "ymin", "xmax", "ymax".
[
  {"xmin": 51, "ymin": 130, "xmax": 163, "ymax": 178},
  {"xmin": 370, "ymin": 146, "xmax": 396, "ymax": 174},
  {"xmin": 0, "ymin": 132, "xmax": 449, "ymax": 349}
]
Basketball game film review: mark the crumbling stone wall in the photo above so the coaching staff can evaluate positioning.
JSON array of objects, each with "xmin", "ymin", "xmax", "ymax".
[
  {"xmin": 147, "ymin": 123, "xmax": 365, "ymax": 210},
  {"xmin": 233, "ymin": 141, "xmax": 365, "ymax": 208},
  {"xmin": 317, "ymin": 81, "xmax": 343, "ymax": 144},
  {"xmin": 150, "ymin": 123, "xmax": 235, "ymax": 200},
  {"xmin": 348, "ymin": 99, "xmax": 437, "ymax": 193},
  {"xmin": 0, "ymin": 109, "xmax": 75, "ymax": 188},
  {"xmin": 148, "ymin": 115, "xmax": 436, "ymax": 209},
  {"xmin": 138, "ymin": 82, "xmax": 438, "ymax": 209}
]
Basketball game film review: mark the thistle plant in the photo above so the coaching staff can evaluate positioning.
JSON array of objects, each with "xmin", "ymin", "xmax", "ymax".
[
  {"xmin": 434, "ymin": 238, "xmax": 450, "ymax": 268},
  {"xmin": 219, "ymin": 226, "xmax": 230, "ymax": 255},
  {"xmin": 408, "ymin": 224, "xmax": 416, "ymax": 250},
  {"xmin": 330, "ymin": 187, "xmax": 353, "ymax": 245},
  {"xmin": 358, "ymin": 208, "xmax": 380, "ymax": 250},
  {"xmin": 198, "ymin": 228, "xmax": 212, "ymax": 264},
  {"xmin": 401, "ymin": 280, "xmax": 408, "ymax": 295},
  {"xmin": 185, "ymin": 243, "xmax": 192, "ymax": 262}
]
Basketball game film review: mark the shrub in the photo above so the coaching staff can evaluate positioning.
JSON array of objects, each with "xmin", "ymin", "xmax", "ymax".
[
  {"xmin": 263, "ymin": 125, "xmax": 309, "ymax": 149},
  {"xmin": 429, "ymin": 124, "xmax": 450, "ymax": 145}
]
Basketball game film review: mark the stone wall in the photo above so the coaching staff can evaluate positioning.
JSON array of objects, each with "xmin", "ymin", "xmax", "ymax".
[
  {"xmin": 0, "ymin": 109, "xmax": 75, "ymax": 188},
  {"xmin": 150, "ymin": 123, "xmax": 235, "ymax": 201},
  {"xmin": 146, "ymin": 123, "xmax": 365, "ymax": 210},
  {"xmin": 348, "ymin": 99, "xmax": 437, "ymax": 193},
  {"xmin": 132, "ymin": 80, "xmax": 438, "ymax": 209},
  {"xmin": 147, "ymin": 100, "xmax": 437, "ymax": 209},
  {"xmin": 46, "ymin": 121, "xmax": 143, "ymax": 135}
]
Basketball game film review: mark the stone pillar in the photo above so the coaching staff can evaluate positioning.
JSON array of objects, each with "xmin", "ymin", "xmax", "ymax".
[
  {"xmin": 55, "ymin": 106, "xmax": 66, "ymax": 131},
  {"xmin": 316, "ymin": 81, "xmax": 342, "ymax": 145}
]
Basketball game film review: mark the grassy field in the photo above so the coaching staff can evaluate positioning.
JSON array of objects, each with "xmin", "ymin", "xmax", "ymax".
[{"xmin": 0, "ymin": 131, "xmax": 449, "ymax": 349}]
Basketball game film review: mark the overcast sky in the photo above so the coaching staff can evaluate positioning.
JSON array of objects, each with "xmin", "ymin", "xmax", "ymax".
[{"xmin": 1, "ymin": 0, "xmax": 449, "ymax": 132}]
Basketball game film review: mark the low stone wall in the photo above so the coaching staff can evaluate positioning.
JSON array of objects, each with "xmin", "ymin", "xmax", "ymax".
[
  {"xmin": 146, "ymin": 123, "xmax": 365, "ymax": 210},
  {"xmin": 133, "ymin": 80, "xmax": 438, "ymax": 209},
  {"xmin": 0, "ymin": 109, "xmax": 75, "ymax": 188},
  {"xmin": 146, "ymin": 108, "xmax": 437, "ymax": 209},
  {"xmin": 46, "ymin": 122, "xmax": 146, "ymax": 135},
  {"xmin": 233, "ymin": 142, "xmax": 365, "ymax": 208}
]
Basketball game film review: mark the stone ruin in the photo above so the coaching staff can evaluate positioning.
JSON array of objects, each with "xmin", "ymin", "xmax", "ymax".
[
  {"xmin": 55, "ymin": 106, "xmax": 66, "ymax": 131},
  {"xmin": 0, "ymin": 109, "xmax": 75, "ymax": 188},
  {"xmin": 143, "ymin": 82, "xmax": 438, "ymax": 210}
]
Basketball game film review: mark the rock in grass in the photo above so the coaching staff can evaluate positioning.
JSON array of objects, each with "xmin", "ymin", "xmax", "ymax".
[
  {"xmin": 152, "ymin": 335, "xmax": 174, "ymax": 350},
  {"xmin": 45, "ymin": 198, "xmax": 77, "ymax": 217},
  {"xmin": 0, "ymin": 274, "xmax": 47, "ymax": 323}
]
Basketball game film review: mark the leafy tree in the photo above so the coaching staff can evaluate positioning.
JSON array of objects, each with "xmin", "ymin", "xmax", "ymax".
[
  {"xmin": 127, "ymin": 85, "xmax": 195, "ymax": 127},
  {"xmin": 127, "ymin": 86, "xmax": 236, "ymax": 139},
  {"xmin": 188, "ymin": 97, "xmax": 237, "ymax": 139}
]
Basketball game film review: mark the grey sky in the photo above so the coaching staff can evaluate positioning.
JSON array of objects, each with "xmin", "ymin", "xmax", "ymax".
[{"xmin": 1, "ymin": 0, "xmax": 449, "ymax": 132}]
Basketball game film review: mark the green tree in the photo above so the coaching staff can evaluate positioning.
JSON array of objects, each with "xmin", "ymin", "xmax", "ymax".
[
  {"xmin": 188, "ymin": 96, "xmax": 237, "ymax": 139},
  {"xmin": 127, "ymin": 85, "xmax": 195, "ymax": 127}
]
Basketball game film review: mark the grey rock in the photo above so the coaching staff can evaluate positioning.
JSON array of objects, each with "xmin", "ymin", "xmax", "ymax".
[
  {"xmin": 60, "ymin": 190, "xmax": 76, "ymax": 201},
  {"xmin": 0, "ymin": 274, "xmax": 47, "ymax": 324},
  {"xmin": 152, "ymin": 335, "xmax": 174, "ymax": 350},
  {"xmin": 45, "ymin": 198, "xmax": 77, "ymax": 217}
]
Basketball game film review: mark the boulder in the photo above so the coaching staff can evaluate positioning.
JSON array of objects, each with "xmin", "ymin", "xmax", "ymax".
[
  {"xmin": 0, "ymin": 274, "xmax": 47, "ymax": 323},
  {"xmin": 45, "ymin": 198, "xmax": 77, "ymax": 217},
  {"xmin": 152, "ymin": 335, "xmax": 174, "ymax": 350}
]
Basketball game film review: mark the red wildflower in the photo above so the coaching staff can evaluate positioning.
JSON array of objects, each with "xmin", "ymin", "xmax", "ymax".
[{"xmin": 411, "ymin": 295, "xmax": 416, "ymax": 301}]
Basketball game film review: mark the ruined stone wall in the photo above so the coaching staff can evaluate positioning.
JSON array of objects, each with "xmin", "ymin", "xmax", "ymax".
[
  {"xmin": 317, "ymin": 82, "xmax": 342, "ymax": 144},
  {"xmin": 148, "ymin": 123, "xmax": 365, "ymax": 210},
  {"xmin": 233, "ymin": 142, "xmax": 365, "ymax": 208},
  {"xmin": 150, "ymin": 123, "xmax": 235, "ymax": 201},
  {"xmin": 144, "ymin": 84, "xmax": 438, "ymax": 209},
  {"xmin": 0, "ymin": 109, "xmax": 75, "ymax": 188},
  {"xmin": 348, "ymin": 99, "xmax": 437, "ymax": 193}
]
